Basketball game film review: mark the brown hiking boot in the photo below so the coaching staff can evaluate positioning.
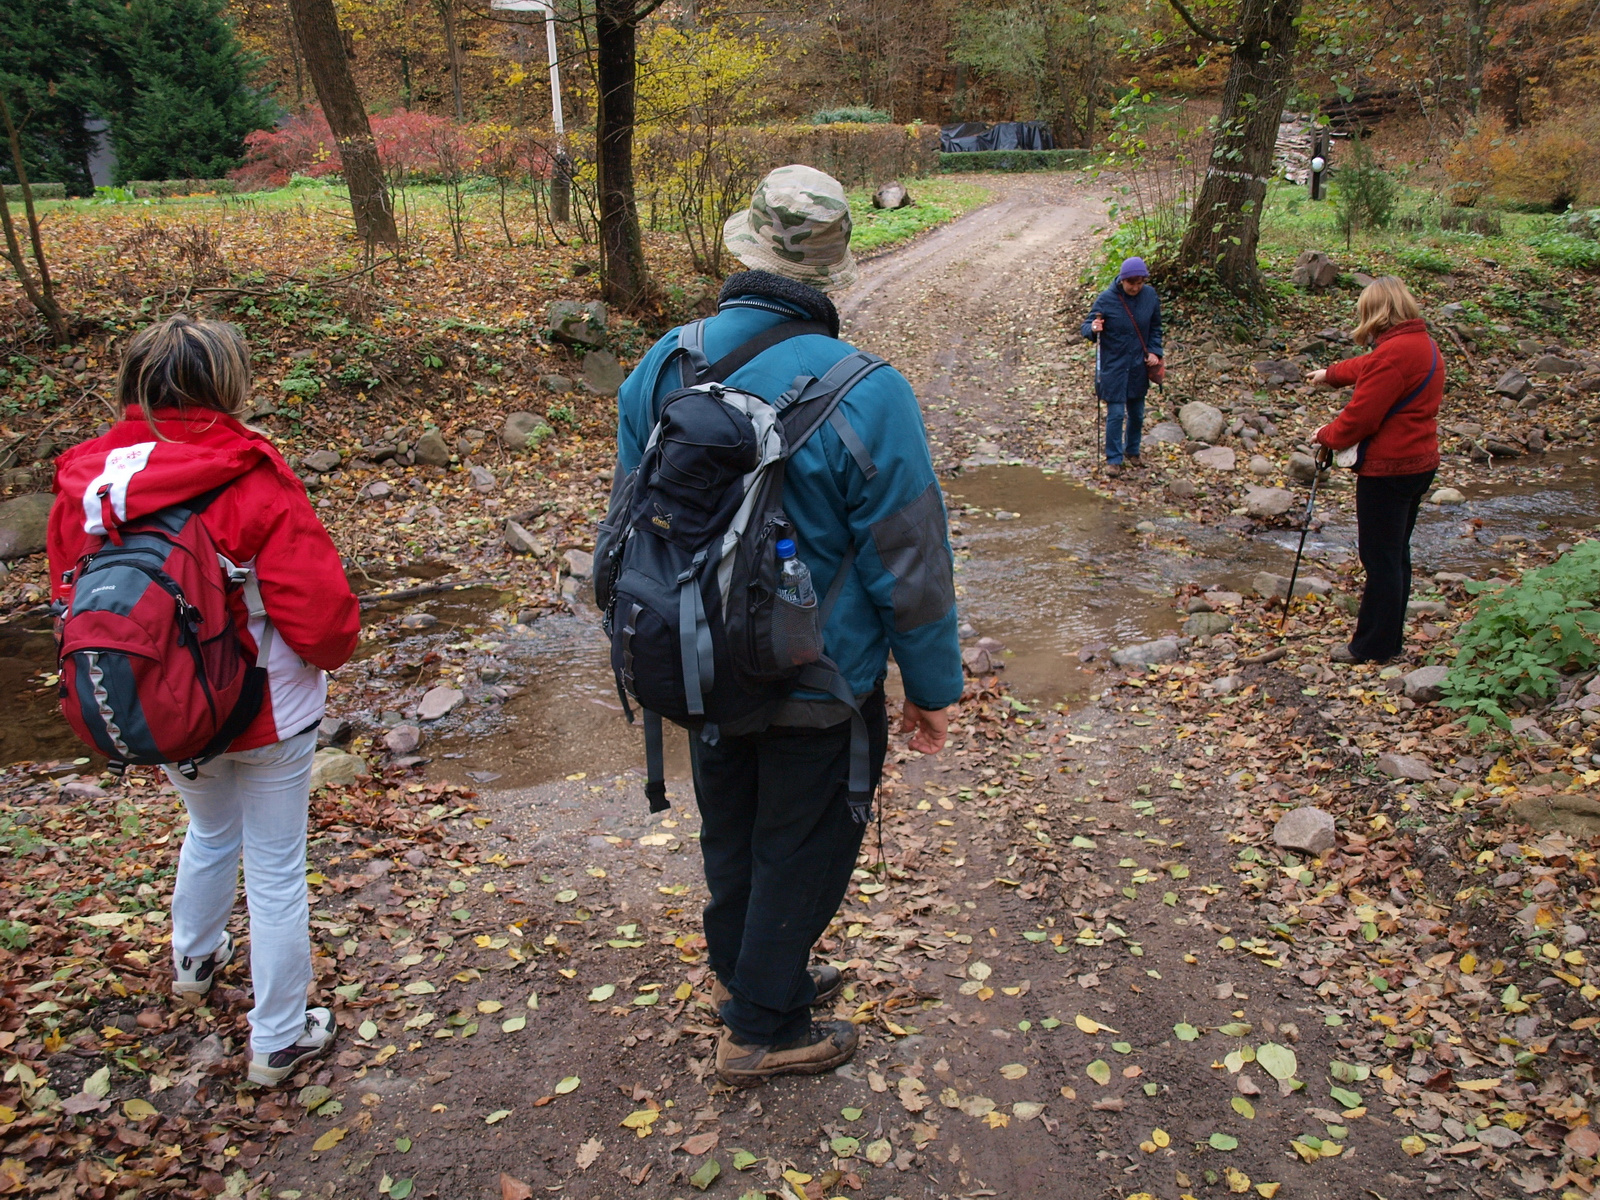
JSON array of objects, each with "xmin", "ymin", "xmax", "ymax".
[
  {"xmin": 709, "ymin": 964, "xmax": 845, "ymax": 1013},
  {"xmin": 1105, "ymin": 462, "xmax": 1123, "ymax": 477},
  {"xmin": 715, "ymin": 1020, "xmax": 859, "ymax": 1086},
  {"xmin": 1126, "ymin": 454, "xmax": 1143, "ymax": 467}
]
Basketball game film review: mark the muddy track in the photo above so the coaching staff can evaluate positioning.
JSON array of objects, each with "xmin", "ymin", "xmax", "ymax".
[{"xmin": 257, "ymin": 177, "xmax": 1474, "ymax": 1200}]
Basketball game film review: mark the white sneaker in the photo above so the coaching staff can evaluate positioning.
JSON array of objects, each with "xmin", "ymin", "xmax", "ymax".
[
  {"xmin": 247, "ymin": 1007, "xmax": 337, "ymax": 1087},
  {"xmin": 173, "ymin": 930, "xmax": 235, "ymax": 1000}
]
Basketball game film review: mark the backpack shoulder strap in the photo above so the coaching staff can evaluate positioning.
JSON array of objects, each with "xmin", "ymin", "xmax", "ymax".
[
  {"xmin": 777, "ymin": 351, "xmax": 888, "ymax": 479},
  {"xmin": 653, "ymin": 317, "xmax": 831, "ymax": 414},
  {"xmin": 1352, "ymin": 347, "xmax": 1439, "ymax": 470}
]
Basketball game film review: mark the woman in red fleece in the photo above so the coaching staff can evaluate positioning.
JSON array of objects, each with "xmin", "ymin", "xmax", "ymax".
[
  {"xmin": 49, "ymin": 315, "xmax": 360, "ymax": 1087},
  {"xmin": 1308, "ymin": 276, "xmax": 1442, "ymax": 663}
]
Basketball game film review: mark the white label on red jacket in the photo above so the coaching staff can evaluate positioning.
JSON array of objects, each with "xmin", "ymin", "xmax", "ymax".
[{"xmin": 81, "ymin": 442, "xmax": 157, "ymax": 534}]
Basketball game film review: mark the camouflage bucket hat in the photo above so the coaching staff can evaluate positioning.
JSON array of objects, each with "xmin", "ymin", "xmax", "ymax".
[{"xmin": 723, "ymin": 164, "xmax": 858, "ymax": 292}]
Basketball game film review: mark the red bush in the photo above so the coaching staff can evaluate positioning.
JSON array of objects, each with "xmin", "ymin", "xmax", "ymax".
[{"xmin": 230, "ymin": 108, "xmax": 543, "ymax": 190}]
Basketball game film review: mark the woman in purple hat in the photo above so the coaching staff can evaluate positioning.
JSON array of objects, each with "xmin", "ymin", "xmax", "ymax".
[{"xmin": 1081, "ymin": 257, "xmax": 1163, "ymax": 476}]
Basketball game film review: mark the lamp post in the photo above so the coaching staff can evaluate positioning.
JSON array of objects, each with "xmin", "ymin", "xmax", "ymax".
[
  {"xmin": 489, "ymin": 0, "xmax": 569, "ymax": 221},
  {"xmin": 1309, "ymin": 128, "xmax": 1330, "ymax": 201}
]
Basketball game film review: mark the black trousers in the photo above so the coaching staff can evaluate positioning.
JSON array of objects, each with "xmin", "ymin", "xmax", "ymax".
[
  {"xmin": 687, "ymin": 690, "xmax": 888, "ymax": 1046},
  {"xmin": 1351, "ymin": 470, "xmax": 1435, "ymax": 662}
]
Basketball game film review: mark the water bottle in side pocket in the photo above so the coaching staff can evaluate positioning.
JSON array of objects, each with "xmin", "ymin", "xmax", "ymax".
[{"xmin": 773, "ymin": 538, "xmax": 821, "ymax": 666}]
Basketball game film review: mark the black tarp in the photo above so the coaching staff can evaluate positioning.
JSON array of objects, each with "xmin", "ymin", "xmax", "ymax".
[{"xmin": 939, "ymin": 121, "xmax": 1057, "ymax": 152}]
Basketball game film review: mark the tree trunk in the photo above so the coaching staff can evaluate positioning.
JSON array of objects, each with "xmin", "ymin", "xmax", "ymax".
[
  {"xmin": 595, "ymin": 0, "xmax": 653, "ymax": 310},
  {"xmin": 288, "ymin": 0, "xmax": 398, "ymax": 248},
  {"xmin": 437, "ymin": 0, "xmax": 465, "ymax": 123},
  {"xmin": 1170, "ymin": 0, "xmax": 1302, "ymax": 294}
]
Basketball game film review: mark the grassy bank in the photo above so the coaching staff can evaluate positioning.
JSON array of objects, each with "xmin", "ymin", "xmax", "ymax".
[{"xmin": 846, "ymin": 176, "xmax": 992, "ymax": 256}]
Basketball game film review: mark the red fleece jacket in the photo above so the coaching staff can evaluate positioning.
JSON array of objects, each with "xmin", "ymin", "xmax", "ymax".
[
  {"xmin": 50, "ymin": 409, "xmax": 360, "ymax": 751},
  {"xmin": 1314, "ymin": 319, "xmax": 1442, "ymax": 477}
]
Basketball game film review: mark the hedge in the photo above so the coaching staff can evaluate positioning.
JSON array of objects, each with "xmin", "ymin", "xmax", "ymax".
[
  {"xmin": 938, "ymin": 149, "xmax": 1095, "ymax": 173},
  {"xmin": 639, "ymin": 123, "xmax": 939, "ymax": 190},
  {"xmin": 2, "ymin": 183, "xmax": 67, "ymax": 201},
  {"xmin": 121, "ymin": 179, "xmax": 238, "ymax": 198}
]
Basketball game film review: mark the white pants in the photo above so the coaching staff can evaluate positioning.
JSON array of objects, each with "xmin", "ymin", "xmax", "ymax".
[{"xmin": 167, "ymin": 727, "xmax": 316, "ymax": 1056}]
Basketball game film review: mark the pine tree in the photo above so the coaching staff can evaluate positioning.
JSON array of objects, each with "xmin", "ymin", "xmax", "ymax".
[
  {"xmin": 89, "ymin": 0, "xmax": 276, "ymax": 182},
  {"xmin": 0, "ymin": 0, "xmax": 98, "ymax": 195}
]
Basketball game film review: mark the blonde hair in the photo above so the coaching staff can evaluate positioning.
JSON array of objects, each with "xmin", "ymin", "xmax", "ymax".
[
  {"xmin": 1352, "ymin": 276, "xmax": 1421, "ymax": 346},
  {"xmin": 117, "ymin": 314, "xmax": 252, "ymax": 429}
]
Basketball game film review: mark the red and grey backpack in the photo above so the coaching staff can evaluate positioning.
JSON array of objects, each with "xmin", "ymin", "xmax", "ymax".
[{"xmin": 55, "ymin": 485, "xmax": 268, "ymax": 778}]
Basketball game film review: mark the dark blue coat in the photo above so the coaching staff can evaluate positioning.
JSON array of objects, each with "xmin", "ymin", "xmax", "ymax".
[{"xmin": 1081, "ymin": 283, "xmax": 1162, "ymax": 404}]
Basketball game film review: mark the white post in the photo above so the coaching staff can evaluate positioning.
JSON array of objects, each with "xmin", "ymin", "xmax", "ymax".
[
  {"xmin": 489, "ymin": 0, "xmax": 569, "ymax": 219},
  {"xmin": 544, "ymin": 8, "xmax": 564, "ymax": 152}
]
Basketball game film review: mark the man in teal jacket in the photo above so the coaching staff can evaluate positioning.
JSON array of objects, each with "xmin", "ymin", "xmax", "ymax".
[{"xmin": 615, "ymin": 164, "xmax": 962, "ymax": 1085}]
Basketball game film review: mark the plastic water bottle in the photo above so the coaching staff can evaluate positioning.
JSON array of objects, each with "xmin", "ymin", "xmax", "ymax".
[{"xmin": 775, "ymin": 538, "xmax": 815, "ymax": 606}]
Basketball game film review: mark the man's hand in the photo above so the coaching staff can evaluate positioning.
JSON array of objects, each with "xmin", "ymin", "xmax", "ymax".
[
  {"xmin": 1091, "ymin": 315, "xmax": 1105, "ymax": 335},
  {"xmin": 1306, "ymin": 368, "xmax": 1329, "ymax": 387},
  {"xmin": 901, "ymin": 702, "xmax": 949, "ymax": 755},
  {"xmin": 1145, "ymin": 352, "xmax": 1160, "ymax": 367}
]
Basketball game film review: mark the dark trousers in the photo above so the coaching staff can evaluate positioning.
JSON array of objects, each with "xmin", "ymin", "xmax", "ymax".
[
  {"xmin": 687, "ymin": 690, "xmax": 888, "ymax": 1046},
  {"xmin": 1351, "ymin": 470, "xmax": 1435, "ymax": 662}
]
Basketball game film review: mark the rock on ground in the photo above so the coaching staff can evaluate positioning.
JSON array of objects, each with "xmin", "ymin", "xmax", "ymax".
[
  {"xmin": 1495, "ymin": 369, "xmax": 1531, "ymax": 400},
  {"xmin": 412, "ymin": 430, "xmax": 451, "ymax": 467},
  {"xmin": 1253, "ymin": 571, "xmax": 1330, "ymax": 599},
  {"xmin": 1110, "ymin": 638, "xmax": 1180, "ymax": 667},
  {"xmin": 1148, "ymin": 422, "xmax": 1185, "ymax": 445},
  {"xmin": 1244, "ymin": 486, "xmax": 1295, "ymax": 518},
  {"xmin": 502, "ymin": 412, "xmax": 552, "ymax": 450},
  {"xmin": 383, "ymin": 723, "xmax": 424, "ymax": 755},
  {"xmin": 1407, "ymin": 599, "xmax": 1450, "ymax": 618},
  {"xmin": 1247, "ymin": 455, "xmax": 1275, "ymax": 476},
  {"xmin": 310, "ymin": 749, "xmax": 366, "ymax": 789},
  {"xmin": 468, "ymin": 465, "xmax": 496, "ymax": 493},
  {"xmin": 1168, "ymin": 478, "xmax": 1197, "ymax": 499},
  {"xmin": 302, "ymin": 450, "xmax": 341, "ymax": 473},
  {"xmin": 1178, "ymin": 401, "xmax": 1225, "ymax": 443},
  {"xmin": 1377, "ymin": 752, "xmax": 1434, "ymax": 781},
  {"xmin": 504, "ymin": 521, "xmax": 548, "ymax": 556},
  {"xmin": 1430, "ymin": 487, "xmax": 1465, "ymax": 504},
  {"xmin": 1290, "ymin": 249, "xmax": 1338, "ymax": 290},
  {"xmin": 1273, "ymin": 806, "xmax": 1337, "ymax": 854},
  {"xmin": 400, "ymin": 613, "xmax": 438, "ymax": 629},
  {"xmin": 417, "ymin": 686, "xmax": 465, "ymax": 721},
  {"xmin": 872, "ymin": 181, "xmax": 912, "ymax": 210},
  {"xmin": 1182, "ymin": 612, "xmax": 1234, "ymax": 637},
  {"xmin": 582, "ymin": 350, "xmax": 626, "ymax": 397},
  {"xmin": 1286, "ymin": 452, "xmax": 1319, "ymax": 483},
  {"xmin": 1191, "ymin": 446, "xmax": 1236, "ymax": 471},
  {"xmin": 547, "ymin": 299, "xmax": 607, "ymax": 348},
  {"xmin": 563, "ymin": 549, "xmax": 594, "ymax": 579},
  {"xmin": 316, "ymin": 716, "xmax": 351, "ymax": 747},
  {"xmin": 1403, "ymin": 665, "xmax": 1450, "ymax": 702},
  {"xmin": 0, "ymin": 493, "xmax": 52, "ymax": 560}
]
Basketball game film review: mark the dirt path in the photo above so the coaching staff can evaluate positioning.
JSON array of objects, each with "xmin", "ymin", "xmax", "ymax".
[{"xmin": 246, "ymin": 178, "xmax": 1497, "ymax": 1200}]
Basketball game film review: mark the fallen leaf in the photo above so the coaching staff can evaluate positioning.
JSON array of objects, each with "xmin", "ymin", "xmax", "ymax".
[
  {"xmin": 1232, "ymin": 1097, "xmax": 1255, "ymax": 1119},
  {"xmin": 587, "ymin": 984, "xmax": 616, "ymax": 1003},
  {"xmin": 121, "ymin": 1098, "xmax": 157, "ymax": 1120},
  {"xmin": 1174, "ymin": 1023, "xmax": 1200, "ymax": 1041},
  {"xmin": 1210, "ymin": 1133, "xmax": 1239, "ymax": 1151},
  {"xmin": 688, "ymin": 1159, "xmax": 720, "ymax": 1190},
  {"xmin": 1087, "ymin": 1060, "xmax": 1111, "ymax": 1086},
  {"xmin": 501, "ymin": 1016, "xmax": 526, "ymax": 1032},
  {"xmin": 312, "ymin": 1128, "xmax": 346, "ymax": 1152},
  {"xmin": 500, "ymin": 1173, "xmax": 533, "ymax": 1200},
  {"xmin": 485, "ymin": 1109, "xmax": 512, "ymax": 1125},
  {"xmin": 1000, "ymin": 1064, "xmax": 1028, "ymax": 1080},
  {"xmin": 681, "ymin": 1131, "xmax": 719, "ymax": 1156},
  {"xmin": 1256, "ymin": 1044, "xmax": 1297, "ymax": 1081},
  {"xmin": 554, "ymin": 1076, "xmax": 579, "ymax": 1095}
]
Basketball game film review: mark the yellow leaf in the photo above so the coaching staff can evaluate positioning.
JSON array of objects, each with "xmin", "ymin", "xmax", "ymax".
[
  {"xmin": 999, "ymin": 1064, "xmax": 1028, "ymax": 1080},
  {"xmin": 621, "ymin": 1110, "xmax": 659, "ymax": 1137},
  {"xmin": 981, "ymin": 1111, "xmax": 1009, "ymax": 1128},
  {"xmin": 312, "ymin": 1128, "xmax": 346, "ymax": 1153},
  {"xmin": 1256, "ymin": 1184, "xmax": 1281, "ymax": 1198},
  {"xmin": 1224, "ymin": 1166, "xmax": 1252, "ymax": 1193},
  {"xmin": 1457, "ymin": 1078, "xmax": 1500, "ymax": 1091},
  {"xmin": 1459, "ymin": 952, "xmax": 1478, "ymax": 974},
  {"xmin": 783, "ymin": 1170, "xmax": 813, "ymax": 1185},
  {"xmin": 1075, "ymin": 1014, "xmax": 1117, "ymax": 1034},
  {"xmin": 477, "ymin": 1001, "xmax": 502, "ymax": 1014},
  {"xmin": 1152, "ymin": 1128, "xmax": 1170, "ymax": 1148},
  {"xmin": 122, "ymin": 1099, "xmax": 158, "ymax": 1120},
  {"xmin": 674, "ymin": 983, "xmax": 693, "ymax": 1001}
]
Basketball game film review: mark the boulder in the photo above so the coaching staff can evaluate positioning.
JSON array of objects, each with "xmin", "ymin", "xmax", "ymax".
[
  {"xmin": 1290, "ymin": 250, "xmax": 1339, "ymax": 290},
  {"xmin": 962, "ymin": 645, "xmax": 1002, "ymax": 675},
  {"xmin": 582, "ymin": 350, "xmax": 626, "ymax": 397},
  {"xmin": 468, "ymin": 465, "xmax": 496, "ymax": 494},
  {"xmin": 1245, "ymin": 486, "xmax": 1295, "ymax": 518},
  {"xmin": 1377, "ymin": 752, "xmax": 1435, "ymax": 781},
  {"xmin": 1110, "ymin": 638, "xmax": 1180, "ymax": 668},
  {"xmin": 316, "ymin": 716, "xmax": 351, "ymax": 746},
  {"xmin": 1407, "ymin": 599, "xmax": 1450, "ymax": 618},
  {"xmin": 1273, "ymin": 806, "xmax": 1337, "ymax": 855},
  {"xmin": 872, "ymin": 181, "xmax": 912, "ymax": 210},
  {"xmin": 1350, "ymin": 271, "xmax": 1377, "ymax": 288},
  {"xmin": 60, "ymin": 779, "xmax": 108, "ymax": 800},
  {"xmin": 400, "ymin": 612, "xmax": 438, "ymax": 629},
  {"xmin": 1532, "ymin": 354, "xmax": 1581, "ymax": 375},
  {"xmin": 540, "ymin": 374, "xmax": 574, "ymax": 394},
  {"xmin": 302, "ymin": 449, "xmax": 342, "ymax": 473},
  {"xmin": 1168, "ymin": 478, "xmax": 1198, "ymax": 499},
  {"xmin": 1253, "ymin": 571, "xmax": 1330, "ymax": 599},
  {"xmin": 1403, "ymin": 665, "xmax": 1450, "ymax": 703},
  {"xmin": 383, "ymin": 723, "xmax": 423, "ymax": 755},
  {"xmin": 504, "ymin": 520, "xmax": 548, "ymax": 556},
  {"xmin": 1178, "ymin": 401, "xmax": 1226, "ymax": 443},
  {"xmin": 1148, "ymin": 422, "xmax": 1186, "ymax": 445},
  {"xmin": 1183, "ymin": 611, "xmax": 1234, "ymax": 637},
  {"xmin": 1252, "ymin": 359, "xmax": 1301, "ymax": 386},
  {"xmin": 1191, "ymin": 446, "xmax": 1236, "ymax": 471},
  {"xmin": 1286, "ymin": 452, "xmax": 1319, "ymax": 483},
  {"xmin": 502, "ymin": 412, "xmax": 552, "ymax": 450},
  {"xmin": 310, "ymin": 749, "xmax": 367, "ymax": 789},
  {"xmin": 412, "ymin": 430, "xmax": 451, "ymax": 467},
  {"xmin": 361, "ymin": 481, "xmax": 392, "ymax": 501},
  {"xmin": 0, "ymin": 493, "xmax": 52, "ymax": 560},
  {"xmin": 1495, "ymin": 369, "xmax": 1531, "ymax": 400},
  {"xmin": 547, "ymin": 299, "xmax": 607, "ymax": 348},
  {"xmin": 1247, "ymin": 455, "xmax": 1275, "ymax": 476},
  {"xmin": 563, "ymin": 548, "xmax": 594, "ymax": 579},
  {"xmin": 1430, "ymin": 487, "xmax": 1465, "ymax": 505},
  {"xmin": 417, "ymin": 686, "xmax": 465, "ymax": 721}
]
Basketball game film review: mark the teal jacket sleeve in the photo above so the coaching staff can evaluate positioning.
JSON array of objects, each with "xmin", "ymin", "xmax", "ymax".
[
  {"xmin": 615, "ymin": 329, "xmax": 682, "ymax": 474},
  {"xmin": 833, "ymin": 366, "xmax": 963, "ymax": 711}
]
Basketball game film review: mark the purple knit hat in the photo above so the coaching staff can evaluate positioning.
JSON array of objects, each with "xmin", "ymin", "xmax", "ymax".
[{"xmin": 1118, "ymin": 256, "xmax": 1150, "ymax": 281}]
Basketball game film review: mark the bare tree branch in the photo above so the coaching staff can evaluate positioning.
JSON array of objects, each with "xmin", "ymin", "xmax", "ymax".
[{"xmin": 1165, "ymin": 0, "xmax": 1239, "ymax": 46}]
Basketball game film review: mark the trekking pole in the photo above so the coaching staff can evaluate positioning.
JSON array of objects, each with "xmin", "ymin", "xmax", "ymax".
[
  {"xmin": 1093, "ymin": 322, "xmax": 1103, "ymax": 431},
  {"xmin": 1279, "ymin": 449, "xmax": 1330, "ymax": 634}
]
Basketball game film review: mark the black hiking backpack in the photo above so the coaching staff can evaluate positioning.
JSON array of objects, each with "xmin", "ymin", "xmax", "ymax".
[{"xmin": 593, "ymin": 317, "xmax": 885, "ymax": 819}]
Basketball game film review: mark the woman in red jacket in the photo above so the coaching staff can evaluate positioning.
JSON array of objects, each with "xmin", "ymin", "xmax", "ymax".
[
  {"xmin": 1308, "ymin": 276, "xmax": 1442, "ymax": 663},
  {"xmin": 49, "ymin": 315, "xmax": 361, "ymax": 1086}
]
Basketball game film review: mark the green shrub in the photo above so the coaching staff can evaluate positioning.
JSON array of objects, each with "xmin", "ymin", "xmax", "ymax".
[
  {"xmin": 1332, "ymin": 137, "xmax": 1399, "ymax": 247},
  {"xmin": 0, "ymin": 920, "xmax": 29, "ymax": 951},
  {"xmin": 1392, "ymin": 244, "xmax": 1454, "ymax": 274},
  {"xmin": 1441, "ymin": 540, "xmax": 1600, "ymax": 733},
  {"xmin": 938, "ymin": 149, "xmax": 1093, "ymax": 173},
  {"xmin": 1439, "ymin": 207, "xmax": 1503, "ymax": 236},
  {"xmin": 1564, "ymin": 208, "xmax": 1600, "ymax": 238},
  {"xmin": 810, "ymin": 106, "xmax": 891, "ymax": 125},
  {"xmin": 1531, "ymin": 232, "xmax": 1600, "ymax": 270},
  {"xmin": 2, "ymin": 182, "xmax": 67, "ymax": 201},
  {"xmin": 639, "ymin": 123, "xmax": 938, "ymax": 193}
]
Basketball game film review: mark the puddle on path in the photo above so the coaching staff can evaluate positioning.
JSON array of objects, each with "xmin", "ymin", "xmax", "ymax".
[
  {"xmin": 7, "ymin": 459, "xmax": 1600, "ymax": 787},
  {"xmin": 947, "ymin": 466, "xmax": 1292, "ymax": 703}
]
